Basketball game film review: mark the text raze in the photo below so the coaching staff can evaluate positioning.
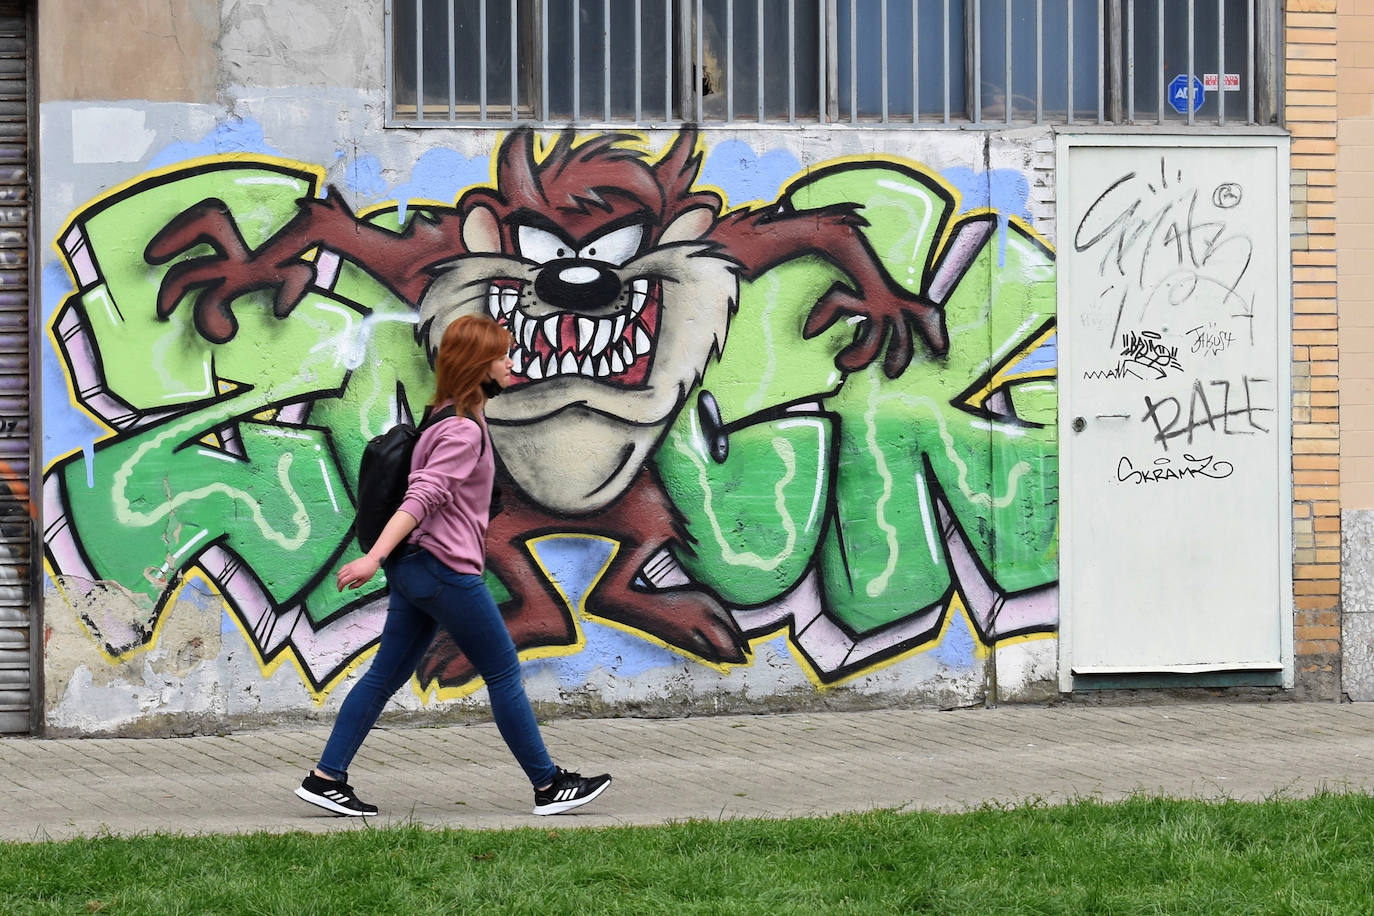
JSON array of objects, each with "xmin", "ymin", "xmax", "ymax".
[{"xmin": 1141, "ymin": 377, "xmax": 1272, "ymax": 451}]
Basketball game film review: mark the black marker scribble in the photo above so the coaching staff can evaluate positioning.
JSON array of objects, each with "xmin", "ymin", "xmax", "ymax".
[
  {"xmin": 1116, "ymin": 453, "xmax": 1235, "ymax": 484},
  {"xmin": 1075, "ymin": 157, "xmax": 1254, "ymax": 345},
  {"xmin": 1140, "ymin": 376, "xmax": 1273, "ymax": 452}
]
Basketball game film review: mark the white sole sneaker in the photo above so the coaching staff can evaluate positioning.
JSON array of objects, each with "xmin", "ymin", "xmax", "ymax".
[
  {"xmin": 295, "ymin": 783, "xmax": 378, "ymax": 817},
  {"xmin": 533, "ymin": 774, "xmax": 612, "ymax": 815}
]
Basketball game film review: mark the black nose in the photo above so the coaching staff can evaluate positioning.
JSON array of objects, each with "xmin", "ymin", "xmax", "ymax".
[{"xmin": 533, "ymin": 258, "xmax": 622, "ymax": 312}]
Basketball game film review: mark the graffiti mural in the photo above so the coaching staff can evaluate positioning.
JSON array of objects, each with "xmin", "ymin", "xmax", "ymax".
[{"xmin": 42, "ymin": 129, "xmax": 1058, "ymax": 702}]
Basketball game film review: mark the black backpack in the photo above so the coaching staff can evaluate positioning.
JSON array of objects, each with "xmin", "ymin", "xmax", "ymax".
[{"xmin": 354, "ymin": 404, "xmax": 465, "ymax": 553}]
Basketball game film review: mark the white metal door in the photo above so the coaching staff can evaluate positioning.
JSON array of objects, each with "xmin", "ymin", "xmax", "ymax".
[{"xmin": 1056, "ymin": 134, "xmax": 1292, "ymax": 689}]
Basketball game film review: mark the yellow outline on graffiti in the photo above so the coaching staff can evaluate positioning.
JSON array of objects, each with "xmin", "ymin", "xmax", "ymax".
[
  {"xmin": 193, "ymin": 569, "xmax": 378, "ymax": 706},
  {"xmin": 43, "ymin": 558, "xmax": 161, "ymax": 667},
  {"xmin": 421, "ymin": 529, "xmax": 770, "ymax": 702},
  {"xmin": 772, "ymin": 151, "xmax": 969, "ymax": 254},
  {"xmin": 49, "ymin": 152, "xmax": 328, "ymax": 263},
  {"xmin": 781, "ymin": 590, "xmax": 1058, "ymax": 691},
  {"xmin": 765, "ymin": 149, "xmax": 1061, "ymax": 258},
  {"xmin": 43, "ymin": 153, "xmax": 331, "ymax": 474},
  {"xmin": 995, "ymin": 629, "xmax": 1057, "ymax": 651},
  {"xmin": 956, "ymin": 323, "xmax": 1059, "ymax": 413},
  {"xmin": 782, "ymin": 591, "xmax": 947, "ymax": 689},
  {"xmin": 43, "ymin": 550, "xmax": 371, "ymax": 706},
  {"xmin": 41, "ymin": 140, "xmax": 1064, "ymax": 705},
  {"xmin": 353, "ymin": 198, "xmax": 461, "ymax": 230}
]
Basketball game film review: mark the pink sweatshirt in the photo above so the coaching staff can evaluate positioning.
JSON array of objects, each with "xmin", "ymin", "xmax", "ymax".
[{"xmin": 396, "ymin": 411, "xmax": 494, "ymax": 575}]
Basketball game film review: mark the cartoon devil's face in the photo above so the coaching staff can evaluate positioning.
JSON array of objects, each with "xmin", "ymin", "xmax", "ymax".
[{"xmin": 417, "ymin": 129, "xmax": 736, "ymax": 514}]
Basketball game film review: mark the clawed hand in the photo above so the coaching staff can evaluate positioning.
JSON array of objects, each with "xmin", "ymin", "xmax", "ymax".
[
  {"xmin": 145, "ymin": 197, "xmax": 320, "ymax": 343},
  {"xmin": 804, "ymin": 287, "xmax": 948, "ymax": 379}
]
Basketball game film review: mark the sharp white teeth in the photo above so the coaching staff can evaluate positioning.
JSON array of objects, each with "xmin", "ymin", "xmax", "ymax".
[
  {"xmin": 597, "ymin": 356, "xmax": 611, "ymax": 377},
  {"xmin": 561, "ymin": 352, "xmax": 579, "ymax": 375},
  {"xmin": 592, "ymin": 318, "xmax": 614, "ymax": 356},
  {"xmin": 521, "ymin": 316, "xmax": 537, "ymax": 351},
  {"xmin": 580, "ymin": 355, "xmax": 595, "ymax": 376},
  {"xmin": 542, "ymin": 315, "xmax": 560, "ymax": 348},
  {"xmin": 613, "ymin": 314, "xmax": 625, "ymax": 341},
  {"xmin": 500, "ymin": 289, "xmax": 518, "ymax": 316},
  {"xmin": 545, "ymin": 354, "xmax": 558, "ymax": 377},
  {"xmin": 609, "ymin": 349, "xmax": 625, "ymax": 373},
  {"xmin": 486, "ymin": 288, "xmax": 501, "ymax": 319},
  {"xmin": 620, "ymin": 341, "xmax": 635, "ymax": 365},
  {"xmin": 629, "ymin": 279, "xmax": 649, "ymax": 317},
  {"xmin": 512, "ymin": 311, "xmax": 526, "ymax": 340},
  {"xmin": 577, "ymin": 317, "xmax": 595, "ymax": 351},
  {"xmin": 634, "ymin": 325, "xmax": 652, "ymax": 356},
  {"xmin": 512, "ymin": 348, "xmax": 525, "ymax": 373},
  {"xmin": 526, "ymin": 354, "xmax": 543, "ymax": 379}
]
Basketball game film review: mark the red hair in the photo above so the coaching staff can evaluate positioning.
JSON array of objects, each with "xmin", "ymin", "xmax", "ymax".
[{"xmin": 430, "ymin": 315, "xmax": 511, "ymax": 417}]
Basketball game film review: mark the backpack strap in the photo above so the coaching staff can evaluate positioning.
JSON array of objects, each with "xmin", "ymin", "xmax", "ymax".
[
  {"xmin": 418, "ymin": 404, "xmax": 457, "ymax": 428},
  {"xmin": 418, "ymin": 404, "xmax": 484, "ymax": 456}
]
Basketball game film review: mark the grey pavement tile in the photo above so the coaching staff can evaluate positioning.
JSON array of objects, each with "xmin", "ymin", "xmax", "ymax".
[{"xmin": 3, "ymin": 703, "xmax": 1374, "ymax": 840}]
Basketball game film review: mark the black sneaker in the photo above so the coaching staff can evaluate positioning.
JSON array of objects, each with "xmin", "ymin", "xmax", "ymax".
[
  {"xmin": 295, "ymin": 772, "xmax": 378, "ymax": 817},
  {"xmin": 533, "ymin": 767, "xmax": 612, "ymax": 816}
]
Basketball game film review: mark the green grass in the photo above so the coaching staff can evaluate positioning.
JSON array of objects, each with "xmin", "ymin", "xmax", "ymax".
[{"xmin": 4, "ymin": 793, "xmax": 1374, "ymax": 914}]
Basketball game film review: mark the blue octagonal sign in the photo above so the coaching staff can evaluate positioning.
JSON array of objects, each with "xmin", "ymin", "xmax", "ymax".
[{"xmin": 1168, "ymin": 73, "xmax": 1205, "ymax": 114}]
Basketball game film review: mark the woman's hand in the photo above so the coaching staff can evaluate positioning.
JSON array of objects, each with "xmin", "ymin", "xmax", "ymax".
[
  {"xmin": 336, "ymin": 511, "xmax": 417, "ymax": 591},
  {"xmin": 336, "ymin": 555, "xmax": 381, "ymax": 591}
]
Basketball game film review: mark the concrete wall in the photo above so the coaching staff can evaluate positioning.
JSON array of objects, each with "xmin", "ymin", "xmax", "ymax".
[
  {"xmin": 35, "ymin": 1, "xmax": 1065, "ymax": 735},
  {"xmin": 39, "ymin": 0, "xmax": 219, "ymax": 103},
  {"xmin": 33, "ymin": 0, "xmax": 1301, "ymax": 735}
]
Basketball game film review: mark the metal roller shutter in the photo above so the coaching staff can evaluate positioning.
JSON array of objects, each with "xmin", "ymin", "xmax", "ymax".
[{"xmin": 0, "ymin": 0, "xmax": 29, "ymax": 735}]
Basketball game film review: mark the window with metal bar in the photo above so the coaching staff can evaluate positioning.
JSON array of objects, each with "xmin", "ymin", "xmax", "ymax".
[{"xmin": 387, "ymin": 0, "xmax": 1278, "ymax": 128}]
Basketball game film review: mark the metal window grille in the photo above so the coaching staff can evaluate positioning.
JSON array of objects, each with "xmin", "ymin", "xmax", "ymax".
[{"xmin": 387, "ymin": 0, "xmax": 1280, "ymax": 127}]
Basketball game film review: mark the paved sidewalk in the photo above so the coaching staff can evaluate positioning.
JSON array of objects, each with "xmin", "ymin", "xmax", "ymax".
[{"xmin": 2, "ymin": 702, "xmax": 1373, "ymax": 842}]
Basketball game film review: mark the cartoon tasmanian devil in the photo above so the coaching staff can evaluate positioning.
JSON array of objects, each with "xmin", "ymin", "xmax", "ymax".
[{"xmin": 146, "ymin": 126, "xmax": 947, "ymax": 687}]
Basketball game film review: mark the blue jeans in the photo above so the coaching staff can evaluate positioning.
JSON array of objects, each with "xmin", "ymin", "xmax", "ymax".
[{"xmin": 317, "ymin": 546, "xmax": 558, "ymax": 788}]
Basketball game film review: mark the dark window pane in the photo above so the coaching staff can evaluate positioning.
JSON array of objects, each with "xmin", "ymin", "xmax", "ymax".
[
  {"xmin": 546, "ymin": 0, "xmax": 575, "ymax": 120},
  {"xmin": 421, "ymin": 0, "xmax": 454, "ymax": 115},
  {"xmin": 768, "ymin": 0, "xmax": 820, "ymax": 120},
  {"xmin": 607, "ymin": 1, "xmax": 636, "ymax": 119},
  {"xmin": 578, "ymin": 0, "xmax": 606, "ymax": 119},
  {"xmin": 731, "ymin": 0, "xmax": 760, "ymax": 120},
  {"xmin": 979, "ymin": 0, "xmax": 1100, "ymax": 122},
  {"xmin": 450, "ymin": 0, "xmax": 479, "ymax": 115},
  {"xmin": 699, "ymin": 0, "xmax": 728, "ymax": 120},
  {"xmin": 838, "ymin": 0, "xmax": 963, "ymax": 121},
  {"xmin": 1128, "ymin": 0, "xmax": 1252, "ymax": 122},
  {"xmin": 627, "ymin": 0, "xmax": 672, "ymax": 120},
  {"xmin": 479, "ymin": 1, "xmax": 517, "ymax": 117},
  {"xmin": 792, "ymin": 1, "xmax": 821, "ymax": 120},
  {"xmin": 393, "ymin": 0, "xmax": 534, "ymax": 122},
  {"xmin": 392, "ymin": 0, "xmax": 419, "ymax": 115},
  {"xmin": 698, "ymin": 0, "xmax": 820, "ymax": 122}
]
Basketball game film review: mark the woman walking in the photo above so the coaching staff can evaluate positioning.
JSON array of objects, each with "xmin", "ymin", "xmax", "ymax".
[{"xmin": 295, "ymin": 314, "xmax": 611, "ymax": 817}]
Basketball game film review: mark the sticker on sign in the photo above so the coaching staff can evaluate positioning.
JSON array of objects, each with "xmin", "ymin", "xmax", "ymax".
[
  {"xmin": 1167, "ymin": 74, "xmax": 1205, "ymax": 114},
  {"xmin": 1203, "ymin": 73, "xmax": 1241, "ymax": 91}
]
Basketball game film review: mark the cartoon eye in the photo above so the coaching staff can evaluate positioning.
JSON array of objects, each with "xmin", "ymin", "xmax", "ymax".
[
  {"xmin": 577, "ymin": 225, "xmax": 644, "ymax": 267},
  {"xmin": 517, "ymin": 226, "xmax": 571, "ymax": 264}
]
